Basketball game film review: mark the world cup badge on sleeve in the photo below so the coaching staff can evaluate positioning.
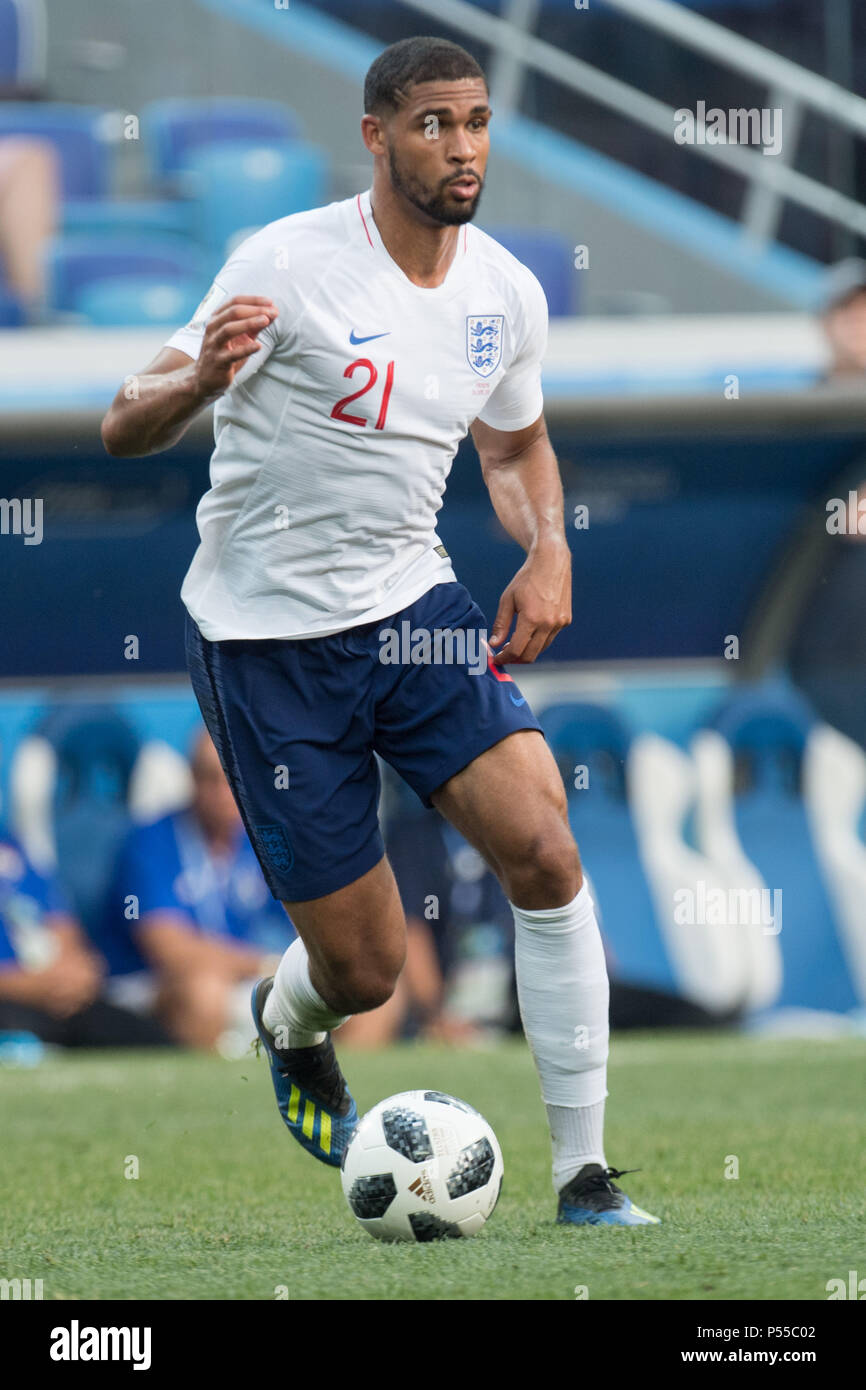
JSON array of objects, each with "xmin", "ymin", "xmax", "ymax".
[{"xmin": 466, "ymin": 315, "xmax": 504, "ymax": 378}]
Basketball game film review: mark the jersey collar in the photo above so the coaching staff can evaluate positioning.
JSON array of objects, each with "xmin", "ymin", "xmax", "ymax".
[{"xmin": 356, "ymin": 187, "xmax": 471, "ymax": 296}]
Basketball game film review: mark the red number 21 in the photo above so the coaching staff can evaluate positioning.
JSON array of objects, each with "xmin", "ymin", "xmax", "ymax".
[{"xmin": 331, "ymin": 358, "xmax": 395, "ymax": 430}]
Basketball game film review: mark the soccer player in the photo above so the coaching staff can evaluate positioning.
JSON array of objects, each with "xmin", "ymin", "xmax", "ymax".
[{"xmin": 101, "ymin": 36, "xmax": 659, "ymax": 1227}]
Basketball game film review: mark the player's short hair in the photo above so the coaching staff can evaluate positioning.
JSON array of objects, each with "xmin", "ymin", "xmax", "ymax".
[{"xmin": 363, "ymin": 36, "xmax": 487, "ymax": 119}]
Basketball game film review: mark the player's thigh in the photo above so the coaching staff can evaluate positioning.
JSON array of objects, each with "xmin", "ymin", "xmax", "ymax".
[
  {"xmin": 282, "ymin": 854, "xmax": 407, "ymax": 994},
  {"xmin": 185, "ymin": 613, "xmax": 385, "ymax": 903},
  {"xmin": 431, "ymin": 728, "xmax": 580, "ymax": 879},
  {"xmin": 374, "ymin": 581, "xmax": 546, "ymax": 831}
]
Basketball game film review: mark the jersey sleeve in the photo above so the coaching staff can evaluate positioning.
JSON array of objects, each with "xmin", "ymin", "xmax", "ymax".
[
  {"xmin": 163, "ymin": 235, "xmax": 286, "ymax": 384},
  {"xmin": 474, "ymin": 269, "xmax": 548, "ymax": 432}
]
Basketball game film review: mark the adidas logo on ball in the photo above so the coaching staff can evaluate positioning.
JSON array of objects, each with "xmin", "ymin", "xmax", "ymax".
[{"xmin": 408, "ymin": 1172, "xmax": 435, "ymax": 1203}]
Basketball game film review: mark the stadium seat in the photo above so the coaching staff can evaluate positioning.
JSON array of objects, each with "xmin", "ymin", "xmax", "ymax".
[
  {"xmin": 477, "ymin": 225, "xmax": 575, "ymax": 316},
  {"xmin": 44, "ymin": 235, "xmax": 205, "ymax": 320},
  {"xmin": 142, "ymin": 97, "xmax": 300, "ymax": 182},
  {"xmin": 181, "ymin": 140, "xmax": 329, "ymax": 255},
  {"xmin": 127, "ymin": 741, "xmax": 193, "ymax": 823},
  {"xmin": 11, "ymin": 730, "xmax": 195, "ymax": 877},
  {"xmin": 0, "ymin": 102, "xmax": 109, "ymax": 198},
  {"xmin": 9, "ymin": 732, "xmax": 57, "ymax": 873},
  {"xmin": 701, "ymin": 687, "xmax": 861, "ymax": 1013},
  {"xmin": 542, "ymin": 700, "xmax": 664, "ymax": 984},
  {"xmin": 801, "ymin": 723, "xmax": 866, "ymax": 1007},
  {"xmin": 542, "ymin": 699, "xmax": 757, "ymax": 1009},
  {"xmin": 628, "ymin": 731, "xmax": 754, "ymax": 1012},
  {"xmin": 12, "ymin": 707, "xmax": 141, "ymax": 932},
  {"xmin": 62, "ymin": 197, "xmax": 195, "ymax": 242},
  {"xmin": 690, "ymin": 728, "xmax": 784, "ymax": 1012},
  {"xmin": 0, "ymin": 0, "xmax": 46, "ymax": 89},
  {"xmin": 75, "ymin": 274, "xmax": 203, "ymax": 327},
  {"xmin": 540, "ymin": 702, "xmax": 679, "ymax": 994},
  {"xmin": 9, "ymin": 711, "xmax": 199, "ymax": 935}
]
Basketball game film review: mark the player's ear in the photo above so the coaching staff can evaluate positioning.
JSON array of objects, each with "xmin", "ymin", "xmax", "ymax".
[{"xmin": 360, "ymin": 114, "xmax": 386, "ymax": 156}]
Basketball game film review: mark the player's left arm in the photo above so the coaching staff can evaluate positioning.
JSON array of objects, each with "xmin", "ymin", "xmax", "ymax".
[{"xmin": 470, "ymin": 411, "xmax": 571, "ymax": 664}]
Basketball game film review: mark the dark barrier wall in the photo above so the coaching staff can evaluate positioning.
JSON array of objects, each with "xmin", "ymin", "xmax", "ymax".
[{"xmin": 2, "ymin": 399, "xmax": 866, "ymax": 678}]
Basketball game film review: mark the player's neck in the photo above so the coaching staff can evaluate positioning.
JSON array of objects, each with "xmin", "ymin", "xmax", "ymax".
[{"xmin": 368, "ymin": 185, "xmax": 460, "ymax": 289}]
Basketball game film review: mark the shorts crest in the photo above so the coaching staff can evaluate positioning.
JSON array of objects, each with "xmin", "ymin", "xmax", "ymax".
[{"xmin": 256, "ymin": 824, "xmax": 294, "ymax": 876}]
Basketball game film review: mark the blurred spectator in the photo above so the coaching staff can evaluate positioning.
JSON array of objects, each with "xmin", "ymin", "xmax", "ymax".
[
  {"xmin": 0, "ymin": 0, "xmax": 57, "ymax": 318},
  {"xmin": 0, "ymin": 136, "xmax": 58, "ymax": 315},
  {"xmin": 97, "ymin": 730, "xmax": 295, "ymax": 1051},
  {"xmin": 0, "ymin": 828, "xmax": 171, "ymax": 1046},
  {"xmin": 818, "ymin": 258, "xmax": 866, "ymax": 383}
]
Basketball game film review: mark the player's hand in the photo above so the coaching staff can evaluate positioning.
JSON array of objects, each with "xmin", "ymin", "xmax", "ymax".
[
  {"xmin": 489, "ymin": 539, "xmax": 571, "ymax": 664},
  {"xmin": 193, "ymin": 295, "xmax": 279, "ymax": 398}
]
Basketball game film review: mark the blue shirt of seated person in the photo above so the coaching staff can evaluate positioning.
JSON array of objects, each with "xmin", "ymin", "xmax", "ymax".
[
  {"xmin": 0, "ymin": 831, "xmax": 70, "ymax": 970},
  {"xmin": 97, "ymin": 807, "xmax": 296, "ymax": 977}
]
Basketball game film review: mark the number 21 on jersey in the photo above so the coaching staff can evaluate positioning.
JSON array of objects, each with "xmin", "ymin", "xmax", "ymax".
[{"xmin": 331, "ymin": 358, "xmax": 395, "ymax": 430}]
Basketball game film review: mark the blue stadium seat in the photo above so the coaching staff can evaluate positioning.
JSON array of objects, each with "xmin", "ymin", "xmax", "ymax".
[
  {"xmin": 709, "ymin": 687, "xmax": 860, "ymax": 1013},
  {"xmin": 540, "ymin": 701, "xmax": 675, "ymax": 988},
  {"xmin": 182, "ymin": 140, "xmax": 328, "ymax": 255},
  {"xmin": 44, "ymin": 235, "xmax": 205, "ymax": 318},
  {"xmin": 62, "ymin": 198, "xmax": 194, "ymax": 242},
  {"xmin": 75, "ymin": 275, "xmax": 203, "ymax": 327},
  {"xmin": 479, "ymin": 225, "xmax": 575, "ymax": 316},
  {"xmin": 32, "ymin": 706, "xmax": 141, "ymax": 933},
  {"xmin": 143, "ymin": 97, "xmax": 300, "ymax": 181},
  {"xmin": 0, "ymin": 102, "xmax": 109, "ymax": 198},
  {"xmin": 0, "ymin": 0, "xmax": 45, "ymax": 88}
]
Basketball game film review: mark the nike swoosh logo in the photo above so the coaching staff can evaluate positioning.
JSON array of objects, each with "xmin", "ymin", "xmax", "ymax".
[
  {"xmin": 509, "ymin": 691, "xmax": 527, "ymax": 707},
  {"xmin": 349, "ymin": 329, "xmax": 391, "ymax": 345}
]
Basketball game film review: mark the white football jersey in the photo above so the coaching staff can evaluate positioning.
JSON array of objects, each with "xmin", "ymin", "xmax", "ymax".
[{"xmin": 166, "ymin": 187, "xmax": 548, "ymax": 640}]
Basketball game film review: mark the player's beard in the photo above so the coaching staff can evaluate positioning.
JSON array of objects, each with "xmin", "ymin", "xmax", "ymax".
[{"xmin": 387, "ymin": 144, "xmax": 483, "ymax": 225}]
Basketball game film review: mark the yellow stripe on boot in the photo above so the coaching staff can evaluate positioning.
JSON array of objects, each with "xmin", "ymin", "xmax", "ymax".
[
  {"xmin": 319, "ymin": 1111, "xmax": 331, "ymax": 1156},
  {"xmin": 302, "ymin": 1099, "xmax": 316, "ymax": 1140},
  {"xmin": 287, "ymin": 1085, "xmax": 300, "ymax": 1124}
]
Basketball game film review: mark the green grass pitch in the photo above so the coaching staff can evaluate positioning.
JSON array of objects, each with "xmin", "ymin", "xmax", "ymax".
[{"xmin": 1, "ymin": 1032, "xmax": 863, "ymax": 1301}]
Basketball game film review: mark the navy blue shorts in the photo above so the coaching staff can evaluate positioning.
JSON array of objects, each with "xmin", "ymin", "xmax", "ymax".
[{"xmin": 185, "ymin": 580, "xmax": 544, "ymax": 902}]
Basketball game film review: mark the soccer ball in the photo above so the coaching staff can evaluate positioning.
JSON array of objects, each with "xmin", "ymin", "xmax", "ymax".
[{"xmin": 341, "ymin": 1090, "xmax": 504, "ymax": 1242}]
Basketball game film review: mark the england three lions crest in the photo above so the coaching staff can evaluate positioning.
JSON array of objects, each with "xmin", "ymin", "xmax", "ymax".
[{"xmin": 466, "ymin": 315, "xmax": 504, "ymax": 378}]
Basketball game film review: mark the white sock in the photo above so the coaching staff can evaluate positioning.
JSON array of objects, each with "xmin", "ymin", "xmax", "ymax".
[
  {"xmin": 262, "ymin": 938, "xmax": 350, "ymax": 1048},
  {"xmin": 547, "ymin": 1100, "xmax": 607, "ymax": 1192},
  {"xmin": 511, "ymin": 881, "xmax": 610, "ymax": 1192}
]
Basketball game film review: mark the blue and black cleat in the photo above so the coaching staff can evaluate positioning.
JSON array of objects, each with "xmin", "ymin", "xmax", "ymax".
[
  {"xmin": 251, "ymin": 977, "xmax": 358, "ymax": 1168},
  {"xmin": 557, "ymin": 1164, "xmax": 661, "ymax": 1226}
]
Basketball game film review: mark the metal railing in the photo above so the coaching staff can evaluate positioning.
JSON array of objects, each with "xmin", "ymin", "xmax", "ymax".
[{"xmin": 397, "ymin": 0, "xmax": 865, "ymax": 247}]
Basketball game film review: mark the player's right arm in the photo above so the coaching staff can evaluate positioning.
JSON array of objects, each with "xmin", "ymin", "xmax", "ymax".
[{"xmin": 100, "ymin": 295, "xmax": 278, "ymax": 457}]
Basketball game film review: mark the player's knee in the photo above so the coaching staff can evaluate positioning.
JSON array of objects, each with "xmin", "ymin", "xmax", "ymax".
[
  {"xmin": 352, "ymin": 973, "xmax": 399, "ymax": 1014},
  {"xmin": 502, "ymin": 826, "xmax": 581, "ymax": 906},
  {"xmin": 318, "ymin": 944, "xmax": 405, "ymax": 1015},
  {"xmin": 330, "ymin": 968, "xmax": 400, "ymax": 1015}
]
